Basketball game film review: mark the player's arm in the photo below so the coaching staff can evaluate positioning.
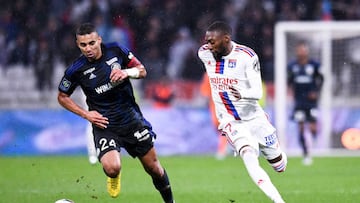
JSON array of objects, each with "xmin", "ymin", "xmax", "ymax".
[
  {"xmin": 110, "ymin": 52, "xmax": 147, "ymax": 83},
  {"xmin": 308, "ymin": 66, "xmax": 324, "ymax": 101},
  {"xmin": 231, "ymin": 56, "xmax": 263, "ymax": 100},
  {"xmin": 315, "ymin": 68, "xmax": 324, "ymax": 91},
  {"xmin": 124, "ymin": 56, "xmax": 147, "ymax": 78},
  {"xmin": 57, "ymin": 92, "xmax": 109, "ymax": 129}
]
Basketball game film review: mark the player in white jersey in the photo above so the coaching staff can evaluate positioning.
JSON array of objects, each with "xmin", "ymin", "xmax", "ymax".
[{"xmin": 198, "ymin": 21, "xmax": 287, "ymax": 203}]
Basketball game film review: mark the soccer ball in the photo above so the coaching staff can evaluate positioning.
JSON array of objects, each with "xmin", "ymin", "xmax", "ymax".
[{"xmin": 54, "ymin": 199, "xmax": 74, "ymax": 203}]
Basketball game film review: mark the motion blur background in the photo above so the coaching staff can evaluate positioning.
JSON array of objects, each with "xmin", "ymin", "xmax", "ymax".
[{"xmin": 0, "ymin": 0, "xmax": 359, "ymax": 157}]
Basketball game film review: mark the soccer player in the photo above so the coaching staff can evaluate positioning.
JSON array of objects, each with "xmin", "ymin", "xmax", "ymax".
[
  {"xmin": 198, "ymin": 21, "xmax": 287, "ymax": 203},
  {"xmin": 57, "ymin": 23, "xmax": 175, "ymax": 203},
  {"xmin": 287, "ymin": 41, "xmax": 323, "ymax": 165}
]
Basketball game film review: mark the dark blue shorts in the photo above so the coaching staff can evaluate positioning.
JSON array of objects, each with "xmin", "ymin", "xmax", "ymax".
[
  {"xmin": 292, "ymin": 107, "xmax": 318, "ymax": 122},
  {"xmin": 93, "ymin": 124, "xmax": 156, "ymax": 160}
]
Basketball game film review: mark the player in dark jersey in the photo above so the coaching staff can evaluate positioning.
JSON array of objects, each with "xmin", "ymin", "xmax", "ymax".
[
  {"xmin": 287, "ymin": 41, "xmax": 324, "ymax": 165},
  {"xmin": 57, "ymin": 23, "xmax": 174, "ymax": 202}
]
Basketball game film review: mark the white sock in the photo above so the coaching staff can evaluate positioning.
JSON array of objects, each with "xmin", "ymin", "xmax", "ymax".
[{"xmin": 242, "ymin": 150, "xmax": 285, "ymax": 202}]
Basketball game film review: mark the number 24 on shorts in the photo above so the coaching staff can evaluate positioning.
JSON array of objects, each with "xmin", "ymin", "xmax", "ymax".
[{"xmin": 99, "ymin": 138, "xmax": 116, "ymax": 151}]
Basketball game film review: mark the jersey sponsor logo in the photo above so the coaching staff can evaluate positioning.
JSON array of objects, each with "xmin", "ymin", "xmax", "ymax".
[
  {"xmin": 228, "ymin": 59, "xmax": 237, "ymax": 68},
  {"xmin": 106, "ymin": 57, "xmax": 118, "ymax": 65},
  {"xmin": 95, "ymin": 82, "xmax": 114, "ymax": 94},
  {"xmin": 94, "ymin": 82, "xmax": 115, "ymax": 94},
  {"xmin": 209, "ymin": 76, "xmax": 238, "ymax": 91},
  {"xmin": 59, "ymin": 78, "xmax": 71, "ymax": 91},
  {"xmin": 294, "ymin": 75, "xmax": 312, "ymax": 83},
  {"xmin": 94, "ymin": 78, "xmax": 124, "ymax": 94}
]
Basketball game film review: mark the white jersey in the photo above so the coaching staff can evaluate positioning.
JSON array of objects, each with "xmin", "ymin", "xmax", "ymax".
[{"xmin": 198, "ymin": 41, "xmax": 266, "ymax": 129}]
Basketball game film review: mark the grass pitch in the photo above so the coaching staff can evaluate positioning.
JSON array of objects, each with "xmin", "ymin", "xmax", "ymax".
[{"xmin": 0, "ymin": 155, "xmax": 359, "ymax": 203}]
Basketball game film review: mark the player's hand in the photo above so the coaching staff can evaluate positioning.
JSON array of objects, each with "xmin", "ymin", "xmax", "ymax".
[
  {"xmin": 110, "ymin": 68, "xmax": 128, "ymax": 84},
  {"xmin": 85, "ymin": 110, "xmax": 109, "ymax": 129},
  {"xmin": 229, "ymin": 86, "xmax": 241, "ymax": 100}
]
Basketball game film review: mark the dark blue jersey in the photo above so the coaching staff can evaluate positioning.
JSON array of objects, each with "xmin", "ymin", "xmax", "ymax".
[
  {"xmin": 287, "ymin": 59, "xmax": 323, "ymax": 108},
  {"xmin": 58, "ymin": 42, "xmax": 151, "ymax": 129}
]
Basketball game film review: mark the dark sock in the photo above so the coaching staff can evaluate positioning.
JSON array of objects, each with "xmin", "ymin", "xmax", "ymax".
[
  {"xmin": 152, "ymin": 169, "xmax": 174, "ymax": 203},
  {"xmin": 299, "ymin": 132, "xmax": 308, "ymax": 156}
]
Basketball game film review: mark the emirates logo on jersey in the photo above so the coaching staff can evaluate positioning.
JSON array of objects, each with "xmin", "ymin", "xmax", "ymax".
[{"xmin": 209, "ymin": 76, "xmax": 239, "ymax": 91}]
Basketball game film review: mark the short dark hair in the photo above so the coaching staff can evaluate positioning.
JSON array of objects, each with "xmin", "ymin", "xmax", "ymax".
[
  {"xmin": 76, "ymin": 23, "xmax": 96, "ymax": 36},
  {"xmin": 207, "ymin": 21, "xmax": 232, "ymax": 36}
]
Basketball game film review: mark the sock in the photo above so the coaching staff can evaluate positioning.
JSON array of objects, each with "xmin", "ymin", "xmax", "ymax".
[
  {"xmin": 270, "ymin": 152, "xmax": 287, "ymax": 172},
  {"xmin": 152, "ymin": 169, "xmax": 174, "ymax": 203},
  {"xmin": 299, "ymin": 131, "xmax": 308, "ymax": 156},
  {"xmin": 242, "ymin": 150, "xmax": 284, "ymax": 202}
]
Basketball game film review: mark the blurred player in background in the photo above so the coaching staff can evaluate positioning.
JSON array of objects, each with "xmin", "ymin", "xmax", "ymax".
[
  {"xmin": 57, "ymin": 23, "xmax": 174, "ymax": 202},
  {"xmin": 198, "ymin": 21, "xmax": 287, "ymax": 203},
  {"xmin": 287, "ymin": 41, "xmax": 323, "ymax": 165}
]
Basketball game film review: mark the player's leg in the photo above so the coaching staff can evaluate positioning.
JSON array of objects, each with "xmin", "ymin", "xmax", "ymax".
[
  {"xmin": 100, "ymin": 150, "xmax": 121, "ymax": 178},
  {"xmin": 126, "ymin": 127, "xmax": 174, "ymax": 203},
  {"xmin": 302, "ymin": 108, "xmax": 318, "ymax": 165},
  {"xmin": 223, "ymin": 122, "xmax": 285, "ymax": 203},
  {"xmin": 297, "ymin": 121, "xmax": 308, "ymax": 156},
  {"xmin": 99, "ymin": 150, "xmax": 122, "ymax": 198},
  {"xmin": 240, "ymin": 146, "xmax": 286, "ymax": 203},
  {"xmin": 309, "ymin": 108, "xmax": 318, "ymax": 141},
  {"xmin": 93, "ymin": 128, "xmax": 122, "ymax": 198},
  {"xmin": 293, "ymin": 109, "xmax": 310, "ymax": 160},
  {"xmin": 260, "ymin": 136, "xmax": 287, "ymax": 173},
  {"xmin": 309, "ymin": 121, "xmax": 317, "ymax": 139},
  {"xmin": 139, "ymin": 147, "xmax": 174, "ymax": 203}
]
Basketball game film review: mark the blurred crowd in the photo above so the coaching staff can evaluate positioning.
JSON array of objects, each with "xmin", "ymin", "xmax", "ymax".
[{"xmin": 0, "ymin": 0, "xmax": 359, "ymax": 98}]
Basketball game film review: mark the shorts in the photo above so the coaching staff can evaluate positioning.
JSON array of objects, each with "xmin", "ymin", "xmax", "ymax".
[
  {"xmin": 93, "ymin": 124, "xmax": 155, "ymax": 160},
  {"xmin": 292, "ymin": 107, "xmax": 318, "ymax": 122},
  {"xmin": 220, "ymin": 114, "xmax": 282, "ymax": 160}
]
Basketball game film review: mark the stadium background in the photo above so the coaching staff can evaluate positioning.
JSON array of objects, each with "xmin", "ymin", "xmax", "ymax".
[{"xmin": 0, "ymin": 0, "xmax": 359, "ymax": 157}]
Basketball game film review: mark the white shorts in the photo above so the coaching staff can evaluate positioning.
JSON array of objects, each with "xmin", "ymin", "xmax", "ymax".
[{"xmin": 220, "ymin": 114, "xmax": 283, "ymax": 160}]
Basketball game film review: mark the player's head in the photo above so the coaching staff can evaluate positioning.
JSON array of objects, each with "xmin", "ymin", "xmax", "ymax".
[
  {"xmin": 76, "ymin": 23, "xmax": 103, "ymax": 62},
  {"xmin": 205, "ymin": 21, "xmax": 232, "ymax": 60},
  {"xmin": 295, "ymin": 40, "xmax": 309, "ymax": 64}
]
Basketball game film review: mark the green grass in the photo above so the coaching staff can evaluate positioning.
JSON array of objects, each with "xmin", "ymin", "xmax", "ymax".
[{"xmin": 0, "ymin": 155, "xmax": 359, "ymax": 203}]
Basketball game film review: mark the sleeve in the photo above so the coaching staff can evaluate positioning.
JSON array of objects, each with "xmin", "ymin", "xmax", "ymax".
[
  {"xmin": 115, "ymin": 43, "xmax": 142, "ymax": 69},
  {"xmin": 197, "ymin": 45, "xmax": 208, "ymax": 64},
  {"xmin": 239, "ymin": 55, "xmax": 263, "ymax": 100},
  {"xmin": 58, "ymin": 68, "xmax": 79, "ymax": 95}
]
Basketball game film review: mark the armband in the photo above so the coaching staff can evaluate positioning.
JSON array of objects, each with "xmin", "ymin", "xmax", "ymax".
[{"xmin": 124, "ymin": 68, "xmax": 140, "ymax": 78}]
